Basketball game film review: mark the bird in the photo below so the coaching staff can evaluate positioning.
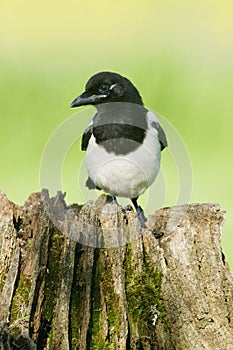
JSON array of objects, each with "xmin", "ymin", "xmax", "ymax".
[{"xmin": 70, "ymin": 72, "xmax": 167, "ymax": 237}]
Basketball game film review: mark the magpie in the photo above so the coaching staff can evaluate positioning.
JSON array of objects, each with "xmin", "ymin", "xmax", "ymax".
[{"xmin": 70, "ymin": 72, "xmax": 167, "ymax": 236}]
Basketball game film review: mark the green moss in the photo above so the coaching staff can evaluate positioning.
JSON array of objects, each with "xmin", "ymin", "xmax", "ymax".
[
  {"xmin": 125, "ymin": 245, "xmax": 168, "ymax": 336},
  {"xmin": 70, "ymin": 247, "xmax": 112, "ymax": 350},
  {"xmin": 9, "ymin": 229, "xmax": 64, "ymax": 341},
  {"xmin": 87, "ymin": 249, "xmax": 122, "ymax": 349},
  {"xmin": 86, "ymin": 249, "xmax": 113, "ymax": 350},
  {"xmin": 9, "ymin": 274, "xmax": 32, "ymax": 336},
  {"xmin": 69, "ymin": 245, "xmax": 87, "ymax": 348},
  {"xmin": 104, "ymin": 263, "xmax": 119, "ymax": 327},
  {"xmin": 43, "ymin": 229, "xmax": 64, "ymax": 321},
  {"xmin": 0, "ymin": 275, "xmax": 6, "ymax": 295},
  {"xmin": 48, "ymin": 328, "xmax": 53, "ymax": 348},
  {"xmin": 88, "ymin": 262, "xmax": 104, "ymax": 349}
]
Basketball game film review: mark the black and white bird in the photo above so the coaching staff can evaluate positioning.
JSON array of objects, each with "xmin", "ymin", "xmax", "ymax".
[{"xmin": 70, "ymin": 72, "xmax": 167, "ymax": 236}]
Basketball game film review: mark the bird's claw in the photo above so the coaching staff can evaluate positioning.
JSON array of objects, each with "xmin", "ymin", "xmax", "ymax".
[
  {"xmin": 120, "ymin": 207, "xmax": 128, "ymax": 224},
  {"xmin": 151, "ymin": 229, "xmax": 164, "ymax": 239},
  {"xmin": 124, "ymin": 204, "xmax": 133, "ymax": 211}
]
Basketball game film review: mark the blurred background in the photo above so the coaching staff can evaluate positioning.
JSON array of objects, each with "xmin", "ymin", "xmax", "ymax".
[{"xmin": 1, "ymin": 0, "xmax": 232, "ymax": 268}]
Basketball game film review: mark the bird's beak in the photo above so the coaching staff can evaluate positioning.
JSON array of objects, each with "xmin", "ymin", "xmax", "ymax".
[{"xmin": 70, "ymin": 91, "xmax": 107, "ymax": 108}]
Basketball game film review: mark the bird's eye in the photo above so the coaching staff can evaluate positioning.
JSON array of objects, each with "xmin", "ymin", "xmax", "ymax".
[{"xmin": 98, "ymin": 84, "xmax": 109, "ymax": 94}]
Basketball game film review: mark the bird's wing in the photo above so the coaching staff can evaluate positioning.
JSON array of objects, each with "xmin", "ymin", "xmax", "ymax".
[
  {"xmin": 152, "ymin": 120, "xmax": 167, "ymax": 151},
  {"xmin": 86, "ymin": 176, "xmax": 101, "ymax": 190},
  {"xmin": 81, "ymin": 117, "xmax": 94, "ymax": 151},
  {"xmin": 147, "ymin": 110, "xmax": 168, "ymax": 151},
  {"xmin": 81, "ymin": 126, "xmax": 92, "ymax": 151}
]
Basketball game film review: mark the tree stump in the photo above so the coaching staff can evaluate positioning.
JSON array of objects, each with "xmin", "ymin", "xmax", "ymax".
[{"xmin": 0, "ymin": 190, "xmax": 232, "ymax": 349}]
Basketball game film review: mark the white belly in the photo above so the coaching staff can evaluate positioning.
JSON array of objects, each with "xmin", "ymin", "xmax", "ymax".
[{"xmin": 85, "ymin": 131, "xmax": 161, "ymax": 198}]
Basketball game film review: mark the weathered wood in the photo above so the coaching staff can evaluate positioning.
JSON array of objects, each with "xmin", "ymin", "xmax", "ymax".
[{"xmin": 0, "ymin": 190, "xmax": 232, "ymax": 349}]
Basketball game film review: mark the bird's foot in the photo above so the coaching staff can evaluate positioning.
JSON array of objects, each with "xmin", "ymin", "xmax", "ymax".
[
  {"xmin": 132, "ymin": 201, "xmax": 163, "ymax": 239},
  {"xmin": 151, "ymin": 229, "xmax": 164, "ymax": 238},
  {"xmin": 119, "ymin": 206, "xmax": 128, "ymax": 224},
  {"xmin": 124, "ymin": 204, "xmax": 133, "ymax": 211}
]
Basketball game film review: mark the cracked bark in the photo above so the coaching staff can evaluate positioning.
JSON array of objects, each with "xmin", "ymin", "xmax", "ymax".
[{"xmin": 0, "ymin": 190, "xmax": 232, "ymax": 350}]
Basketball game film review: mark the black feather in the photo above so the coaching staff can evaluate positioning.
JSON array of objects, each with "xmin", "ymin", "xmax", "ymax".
[
  {"xmin": 86, "ymin": 177, "xmax": 101, "ymax": 190},
  {"xmin": 81, "ymin": 126, "xmax": 93, "ymax": 151},
  {"xmin": 151, "ymin": 121, "xmax": 168, "ymax": 151}
]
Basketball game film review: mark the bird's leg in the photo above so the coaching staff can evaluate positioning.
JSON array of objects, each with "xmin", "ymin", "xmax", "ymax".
[
  {"xmin": 131, "ymin": 197, "xmax": 163, "ymax": 238},
  {"xmin": 131, "ymin": 197, "xmax": 147, "ymax": 228},
  {"xmin": 111, "ymin": 195, "xmax": 118, "ymax": 204}
]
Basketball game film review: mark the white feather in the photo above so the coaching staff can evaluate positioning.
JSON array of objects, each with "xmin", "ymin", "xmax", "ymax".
[{"xmin": 85, "ymin": 111, "xmax": 161, "ymax": 198}]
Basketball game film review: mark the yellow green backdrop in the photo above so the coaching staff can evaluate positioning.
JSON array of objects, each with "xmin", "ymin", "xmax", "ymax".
[{"xmin": 1, "ymin": 0, "xmax": 233, "ymax": 268}]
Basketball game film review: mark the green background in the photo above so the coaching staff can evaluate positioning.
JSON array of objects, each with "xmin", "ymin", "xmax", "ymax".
[{"xmin": 1, "ymin": 1, "xmax": 232, "ymax": 268}]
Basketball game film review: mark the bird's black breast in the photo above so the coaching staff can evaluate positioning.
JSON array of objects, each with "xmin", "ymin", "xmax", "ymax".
[
  {"xmin": 92, "ymin": 103, "xmax": 148, "ymax": 155},
  {"xmin": 93, "ymin": 123, "xmax": 146, "ymax": 155}
]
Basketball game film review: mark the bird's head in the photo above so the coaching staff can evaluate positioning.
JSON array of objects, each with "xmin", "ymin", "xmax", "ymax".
[{"xmin": 70, "ymin": 71, "xmax": 143, "ymax": 108}]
